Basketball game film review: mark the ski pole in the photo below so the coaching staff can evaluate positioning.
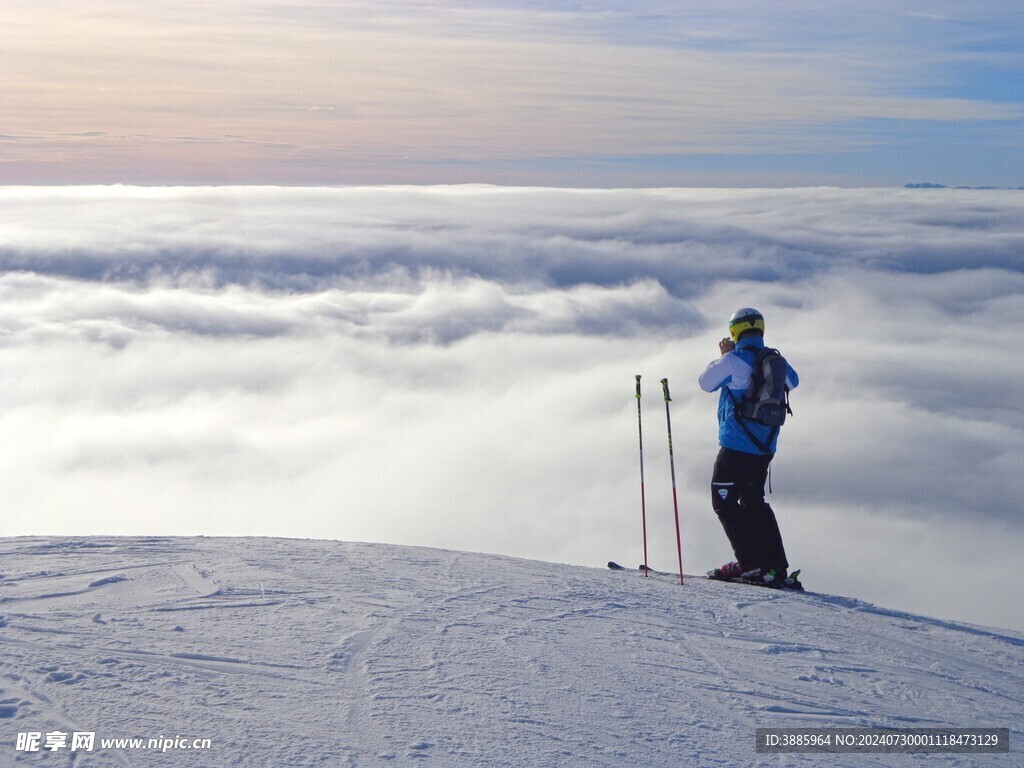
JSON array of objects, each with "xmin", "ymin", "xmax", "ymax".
[
  {"xmin": 661, "ymin": 378, "xmax": 684, "ymax": 585},
  {"xmin": 635, "ymin": 375, "xmax": 649, "ymax": 577}
]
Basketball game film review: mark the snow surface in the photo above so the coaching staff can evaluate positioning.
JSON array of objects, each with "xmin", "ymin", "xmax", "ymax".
[{"xmin": 0, "ymin": 537, "xmax": 1020, "ymax": 767}]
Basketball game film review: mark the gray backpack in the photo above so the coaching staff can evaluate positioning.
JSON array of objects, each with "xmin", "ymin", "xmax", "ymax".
[{"xmin": 736, "ymin": 347, "xmax": 792, "ymax": 427}]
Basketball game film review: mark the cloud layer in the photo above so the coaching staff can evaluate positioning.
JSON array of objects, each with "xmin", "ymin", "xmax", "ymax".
[{"xmin": 1, "ymin": 185, "xmax": 1022, "ymax": 631}]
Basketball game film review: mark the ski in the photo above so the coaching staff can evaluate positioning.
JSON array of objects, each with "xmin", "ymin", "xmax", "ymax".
[
  {"xmin": 639, "ymin": 564, "xmax": 675, "ymax": 576},
  {"xmin": 611, "ymin": 560, "xmax": 802, "ymax": 589},
  {"xmin": 607, "ymin": 562, "xmax": 676, "ymax": 577},
  {"xmin": 706, "ymin": 568, "xmax": 804, "ymax": 591}
]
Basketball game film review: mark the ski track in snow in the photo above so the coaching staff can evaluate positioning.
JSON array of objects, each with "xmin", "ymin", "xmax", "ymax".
[{"xmin": 0, "ymin": 537, "xmax": 1019, "ymax": 767}]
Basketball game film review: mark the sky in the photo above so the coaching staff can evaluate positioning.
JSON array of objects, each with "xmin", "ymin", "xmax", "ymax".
[
  {"xmin": 2, "ymin": 0, "xmax": 1023, "ymax": 186},
  {"xmin": 1, "ymin": 185, "xmax": 1023, "ymax": 634}
]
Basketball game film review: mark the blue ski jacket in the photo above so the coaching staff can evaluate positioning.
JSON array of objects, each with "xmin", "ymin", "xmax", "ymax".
[{"xmin": 698, "ymin": 336, "xmax": 799, "ymax": 455}]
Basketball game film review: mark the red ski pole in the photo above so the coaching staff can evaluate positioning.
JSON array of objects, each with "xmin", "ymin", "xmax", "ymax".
[
  {"xmin": 661, "ymin": 378, "xmax": 684, "ymax": 585},
  {"xmin": 635, "ymin": 375, "xmax": 649, "ymax": 577}
]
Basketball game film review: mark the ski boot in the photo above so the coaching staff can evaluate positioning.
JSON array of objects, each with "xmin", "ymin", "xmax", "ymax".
[{"xmin": 707, "ymin": 561, "xmax": 745, "ymax": 580}]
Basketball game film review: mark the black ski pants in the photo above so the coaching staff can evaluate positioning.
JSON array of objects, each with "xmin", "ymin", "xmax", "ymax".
[{"xmin": 711, "ymin": 447, "xmax": 789, "ymax": 573}]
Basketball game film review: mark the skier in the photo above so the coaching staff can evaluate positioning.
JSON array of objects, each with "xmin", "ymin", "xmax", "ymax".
[{"xmin": 698, "ymin": 308, "xmax": 798, "ymax": 585}]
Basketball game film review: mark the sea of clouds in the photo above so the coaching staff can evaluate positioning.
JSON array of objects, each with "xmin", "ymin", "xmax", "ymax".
[{"xmin": 1, "ymin": 185, "xmax": 1022, "ymax": 629}]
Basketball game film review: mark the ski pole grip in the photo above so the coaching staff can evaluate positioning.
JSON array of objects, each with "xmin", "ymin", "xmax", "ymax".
[
  {"xmin": 661, "ymin": 378, "xmax": 671, "ymax": 402},
  {"xmin": 635, "ymin": 374, "xmax": 642, "ymax": 398}
]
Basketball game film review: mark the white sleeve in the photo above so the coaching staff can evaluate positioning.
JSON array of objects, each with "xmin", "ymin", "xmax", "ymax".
[
  {"xmin": 699, "ymin": 353, "xmax": 752, "ymax": 393},
  {"xmin": 699, "ymin": 356, "xmax": 731, "ymax": 392}
]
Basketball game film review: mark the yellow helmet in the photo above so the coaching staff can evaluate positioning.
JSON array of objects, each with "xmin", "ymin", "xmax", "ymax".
[{"xmin": 728, "ymin": 307, "xmax": 765, "ymax": 342}]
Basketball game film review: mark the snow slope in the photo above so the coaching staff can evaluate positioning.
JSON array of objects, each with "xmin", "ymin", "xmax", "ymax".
[{"xmin": 0, "ymin": 537, "xmax": 1019, "ymax": 767}]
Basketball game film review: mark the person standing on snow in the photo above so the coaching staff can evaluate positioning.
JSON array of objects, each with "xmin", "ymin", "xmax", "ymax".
[{"xmin": 698, "ymin": 308, "xmax": 799, "ymax": 586}]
